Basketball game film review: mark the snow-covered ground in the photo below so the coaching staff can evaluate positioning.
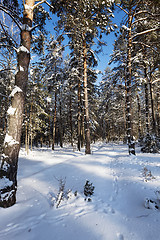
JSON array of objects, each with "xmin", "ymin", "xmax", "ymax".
[{"xmin": 0, "ymin": 142, "xmax": 160, "ymax": 240}]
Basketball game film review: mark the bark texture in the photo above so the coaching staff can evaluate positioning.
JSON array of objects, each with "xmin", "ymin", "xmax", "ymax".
[
  {"xmin": 0, "ymin": 0, "xmax": 35, "ymax": 208},
  {"xmin": 126, "ymin": 9, "xmax": 135, "ymax": 155},
  {"xmin": 83, "ymin": 39, "xmax": 91, "ymax": 154}
]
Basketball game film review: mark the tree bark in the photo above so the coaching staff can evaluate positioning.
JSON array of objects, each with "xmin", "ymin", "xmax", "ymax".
[
  {"xmin": 137, "ymin": 95, "xmax": 142, "ymax": 139},
  {"xmin": 144, "ymin": 69, "xmax": 149, "ymax": 134},
  {"xmin": 59, "ymin": 99, "xmax": 63, "ymax": 148},
  {"xmin": 83, "ymin": 38, "xmax": 91, "ymax": 154},
  {"xmin": 0, "ymin": 0, "xmax": 35, "ymax": 208},
  {"xmin": 69, "ymin": 82, "xmax": 73, "ymax": 146},
  {"xmin": 52, "ymin": 91, "xmax": 57, "ymax": 150},
  {"xmin": 149, "ymin": 69, "xmax": 156, "ymax": 134},
  {"xmin": 126, "ymin": 9, "xmax": 135, "ymax": 155},
  {"xmin": 77, "ymin": 79, "xmax": 81, "ymax": 151}
]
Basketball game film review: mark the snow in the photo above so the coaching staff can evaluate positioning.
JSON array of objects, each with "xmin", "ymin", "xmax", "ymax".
[
  {"xmin": 7, "ymin": 106, "xmax": 16, "ymax": 115},
  {"xmin": 0, "ymin": 177, "xmax": 13, "ymax": 189},
  {"xmin": 10, "ymin": 86, "xmax": 23, "ymax": 97},
  {"xmin": 4, "ymin": 134, "xmax": 19, "ymax": 146},
  {"xmin": 0, "ymin": 142, "xmax": 160, "ymax": 240},
  {"xmin": 17, "ymin": 46, "xmax": 30, "ymax": 54},
  {"xmin": 46, "ymin": 97, "xmax": 52, "ymax": 103},
  {"xmin": 24, "ymin": 4, "xmax": 33, "ymax": 11},
  {"xmin": 20, "ymin": 66, "xmax": 24, "ymax": 72},
  {"xmin": 122, "ymin": 25, "xmax": 130, "ymax": 31}
]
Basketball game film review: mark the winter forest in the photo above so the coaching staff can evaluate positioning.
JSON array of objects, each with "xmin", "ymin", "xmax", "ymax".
[{"xmin": 0, "ymin": 0, "xmax": 160, "ymax": 239}]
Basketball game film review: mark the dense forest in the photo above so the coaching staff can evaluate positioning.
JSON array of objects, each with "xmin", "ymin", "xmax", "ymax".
[{"xmin": 0, "ymin": 0, "xmax": 160, "ymax": 208}]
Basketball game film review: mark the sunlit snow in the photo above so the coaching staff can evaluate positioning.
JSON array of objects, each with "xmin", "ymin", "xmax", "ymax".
[{"xmin": 0, "ymin": 143, "xmax": 160, "ymax": 240}]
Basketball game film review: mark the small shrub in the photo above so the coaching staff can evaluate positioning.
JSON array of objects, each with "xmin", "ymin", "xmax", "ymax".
[
  {"xmin": 142, "ymin": 167, "xmax": 155, "ymax": 182},
  {"xmin": 84, "ymin": 180, "xmax": 95, "ymax": 202}
]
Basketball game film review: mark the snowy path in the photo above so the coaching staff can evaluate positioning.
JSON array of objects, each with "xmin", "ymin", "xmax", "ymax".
[{"xmin": 0, "ymin": 143, "xmax": 160, "ymax": 240}]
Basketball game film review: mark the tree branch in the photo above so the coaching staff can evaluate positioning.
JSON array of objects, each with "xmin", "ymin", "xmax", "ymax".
[
  {"xmin": 45, "ymin": 1, "xmax": 55, "ymax": 11},
  {"xmin": 0, "ymin": 5, "xmax": 21, "ymax": 30},
  {"xmin": 33, "ymin": 0, "xmax": 46, "ymax": 10},
  {"xmin": 132, "ymin": 27, "xmax": 160, "ymax": 39},
  {"xmin": 132, "ymin": 41, "xmax": 159, "ymax": 54},
  {"xmin": 115, "ymin": 4, "xmax": 129, "ymax": 15},
  {"xmin": 0, "ymin": 20, "xmax": 19, "ymax": 48}
]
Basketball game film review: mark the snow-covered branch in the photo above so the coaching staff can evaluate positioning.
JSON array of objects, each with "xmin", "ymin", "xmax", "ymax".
[
  {"xmin": 33, "ymin": 0, "xmax": 46, "ymax": 10},
  {"xmin": 132, "ymin": 41, "xmax": 159, "ymax": 54},
  {"xmin": 152, "ymin": 79, "xmax": 160, "ymax": 84},
  {"xmin": 134, "ymin": 10, "xmax": 160, "ymax": 18},
  {"xmin": 32, "ymin": 0, "xmax": 54, "ymax": 11},
  {"xmin": 133, "ymin": 17, "xmax": 152, "ymax": 25},
  {"xmin": 132, "ymin": 27, "xmax": 160, "ymax": 39},
  {"xmin": 0, "ymin": 44, "xmax": 17, "ymax": 51}
]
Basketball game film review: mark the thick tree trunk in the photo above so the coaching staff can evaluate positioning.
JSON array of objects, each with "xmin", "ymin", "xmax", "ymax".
[
  {"xmin": 77, "ymin": 79, "xmax": 81, "ymax": 151},
  {"xmin": 59, "ymin": 100, "xmax": 63, "ymax": 148},
  {"xmin": 0, "ymin": 0, "xmax": 35, "ymax": 208},
  {"xmin": 149, "ymin": 70, "xmax": 156, "ymax": 134},
  {"xmin": 28, "ymin": 100, "xmax": 33, "ymax": 151},
  {"xmin": 52, "ymin": 91, "xmax": 57, "ymax": 150},
  {"xmin": 144, "ymin": 72, "xmax": 149, "ymax": 134},
  {"xmin": 83, "ymin": 38, "xmax": 91, "ymax": 154},
  {"xmin": 137, "ymin": 95, "xmax": 142, "ymax": 140},
  {"xmin": 69, "ymin": 82, "xmax": 73, "ymax": 147},
  {"xmin": 126, "ymin": 10, "xmax": 135, "ymax": 155},
  {"xmin": 157, "ymin": 91, "xmax": 160, "ymax": 137}
]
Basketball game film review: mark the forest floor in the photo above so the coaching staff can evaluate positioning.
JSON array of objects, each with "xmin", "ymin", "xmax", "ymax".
[{"xmin": 0, "ymin": 142, "xmax": 160, "ymax": 240}]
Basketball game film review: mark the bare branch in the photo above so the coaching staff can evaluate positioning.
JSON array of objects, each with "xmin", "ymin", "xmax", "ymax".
[
  {"xmin": 0, "ymin": 5, "xmax": 21, "ymax": 30},
  {"xmin": 0, "ymin": 20, "xmax": 19, "ymax": 48}
]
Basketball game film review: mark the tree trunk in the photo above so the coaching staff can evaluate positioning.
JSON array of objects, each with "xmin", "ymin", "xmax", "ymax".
[
  {"xmin": 149, "ymin": 70, "xmax": 156, "ymax": 134},
  {"xmin": 77, "ymin": 79, "xmax": 81, "ymax": 151},
  {"xmin": 83, "ymin": 38, "xmax": 91, "ymax": 154},
  {"xmin": 126, "ymin": 10, "xmax": 135, "ymax": 155},
  {"xmin": 52, "ymin": 91, "xmax": 57, "ymax": 150},
  {"xmin": 157, "ymin": 90, "xmax": 160, "ymax": 137},
  {"xmin": 59, "ymin": 99, "xmax": 63, "ymax": 148},
  {"xmin": 144, "ymin": 70, "xmax": 149, "ymax": 134},
  {"xmin": 69, "ymin": 82, "xmax": 73, "ymax": 147},
  {"xmin": 28, "ymin": 100, "xmax": 33, "ymax": 152},
  {"xmin": 0, "ymin": 0, "xmax": 35, "ymax": 208},
  {"xmin": 137, "ymin": 95, "xmax": 142, "ymax": 140}
]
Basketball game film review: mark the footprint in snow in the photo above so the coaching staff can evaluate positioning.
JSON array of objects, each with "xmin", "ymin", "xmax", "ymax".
[{"xmin": 117, "ymin": 233, "xmax": 124, "ymax": 240}]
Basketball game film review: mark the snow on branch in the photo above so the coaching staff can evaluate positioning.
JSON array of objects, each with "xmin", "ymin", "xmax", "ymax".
[
  {"xmin": 32, "ymin": 0, "xmax": 54, "ymax": 11},
  {"xmin": 10, "ymin": 86, "xmax": 23, "ymax": 97},
  {"xmin": 134, "ymin": 10, "xmax": 160, "ymax": 18},
  {"xmin": 132, "ymin": 41, "xmax": 159, "ymax": 54},
  {"xmin": 7, "ymin": 106, "xmax": 16, "ymax": 116},
  {"xmin": 17, "ymin": 46, "xmax": 30, "ymax": 54},
  {"xmin": 4, "ymin": 134, "xmax": 19, "ymax": 146},
  {"xmin": 32, "ymin": 0, "xmax": 46, "ymax": 10},
  {"xmin": 132, "ymin": 27, "xmax": 160, "ymax": 39}
]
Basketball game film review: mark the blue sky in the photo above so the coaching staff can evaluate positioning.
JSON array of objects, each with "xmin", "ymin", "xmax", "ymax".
[{"xmin": 40, "ymin": 3, "xmax": 125, "ymax": 83}]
